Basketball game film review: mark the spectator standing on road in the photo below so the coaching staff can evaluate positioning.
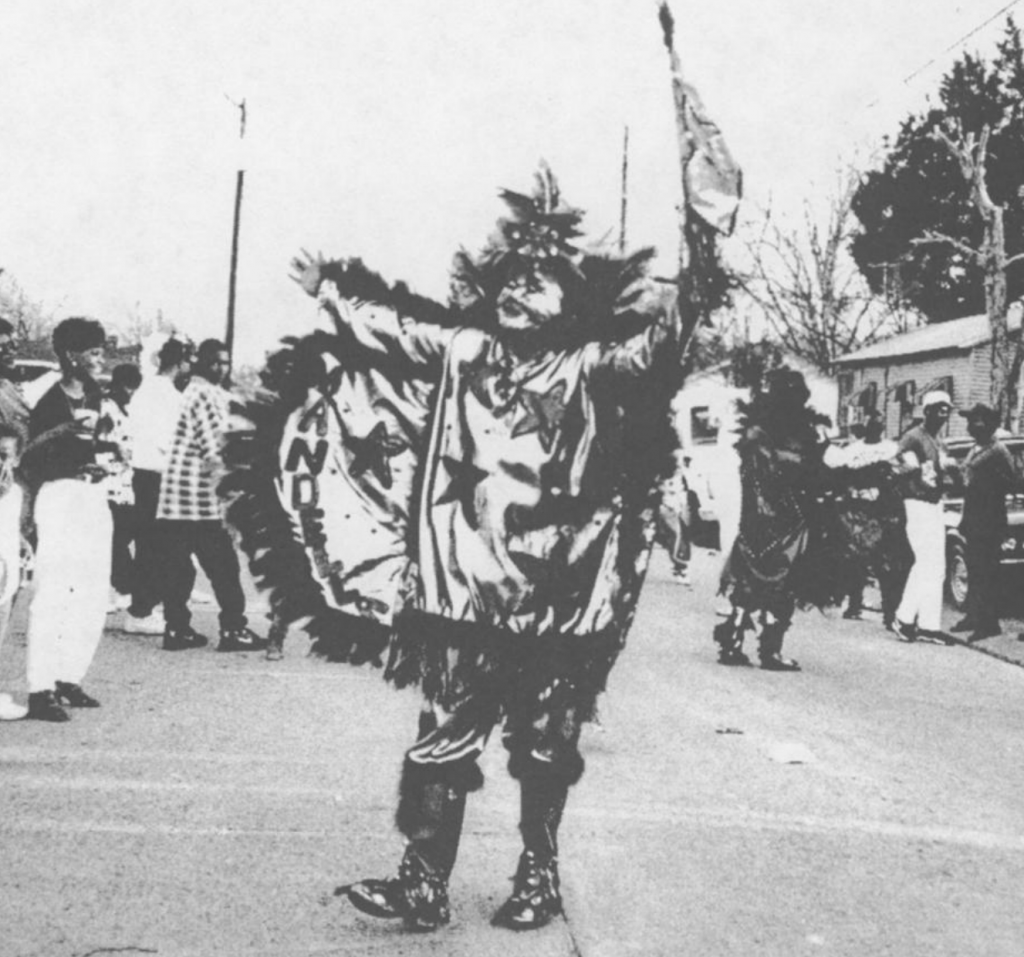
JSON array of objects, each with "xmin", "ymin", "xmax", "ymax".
[
  {"xmin": 19, "ymin": 318, "xmax": 120, "ymax": 721},
  {"xmin": 0, "ymin": 423, "xmax": 28, "ymax": 720},
  {"xmin": 122, "ymin": 339, "xmax": 192, "ymax": 635},
  {"xmin": 156, "ymin": 339, "xmax": 264, "ymax": 653},
  {"xmin": 104, "ymin": 363, "xmax": 142, "ymax": 609},
  {"xmin": 0, "ymin": 318, "xmax": 29, "ymax": 443},
  {"xmin": 950, "ymin": 403, "xmax": 1017, "ymax": 642},
  {"xmin": 893, "ymin": 391, "xmax": 957, "ymax": 644},
  {"xmin": 659, "ymin": 453, "xmax": 693, "ymax": 585}
]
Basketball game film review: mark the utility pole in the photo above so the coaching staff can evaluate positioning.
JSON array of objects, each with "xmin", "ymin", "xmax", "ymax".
[
  {"xmin": 619, "ymin": 125, "xmax": 629, "ymax": 254},
  {"xmin": 225, "ymin": 97, "xmax": 246, "ymax": 373}
]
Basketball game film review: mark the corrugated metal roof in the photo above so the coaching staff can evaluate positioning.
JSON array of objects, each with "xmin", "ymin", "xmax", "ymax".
[{"xmin": 835, "ymin": 306, "xmax": 1022, "ymax": 366}]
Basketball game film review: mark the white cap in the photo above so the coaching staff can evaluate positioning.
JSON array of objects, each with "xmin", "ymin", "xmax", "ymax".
[{"xmin": 921, "ymin": 390, "xmax": 952, "ymax": 409}]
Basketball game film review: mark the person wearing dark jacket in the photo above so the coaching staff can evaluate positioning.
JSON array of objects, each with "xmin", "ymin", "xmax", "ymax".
[
  {"xmin": 951, "ymin": 404, "xmax": 1018, "ymax": 642},
  {"xmin": 19, "ymin": 318, "xmax": 118, "ymax": 721}
]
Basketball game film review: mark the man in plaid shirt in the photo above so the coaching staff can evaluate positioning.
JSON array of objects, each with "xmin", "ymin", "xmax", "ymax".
[{"xmin": 156, "ymin": 339, "xmax": 265, "ymax": 652}]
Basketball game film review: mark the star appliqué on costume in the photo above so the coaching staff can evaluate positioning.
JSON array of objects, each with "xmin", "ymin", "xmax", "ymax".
[
  {"xmin": 434, "ymin": 455, "xmax": 489, "ymax": 529},
  {"xmin": 512, "ymin": 381, "xmax": 568, "ymax": 451},
  {"xmin": 466, "ymin": 360, "xmax": 517, "ymax": 411},
  {"xmin": 346, "ymin": 421, "xmax": 407, "ymax": 489}
]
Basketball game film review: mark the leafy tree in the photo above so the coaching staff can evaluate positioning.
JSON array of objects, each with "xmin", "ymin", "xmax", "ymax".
[
  {"xmin": 852, "ymin": 18, "xmax": 1024, "ymax": 424},
  {"xmin": 851, "ymin": 20, "xmax": 1024, "ymax": 324}
]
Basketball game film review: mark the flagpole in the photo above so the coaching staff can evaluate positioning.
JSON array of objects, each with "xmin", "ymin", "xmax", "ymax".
[
  {"xmin": 657, "ymin": 1, "xmax": 695, "ymax": 281},
  {"xmin": 225, "ymin": 97, "xmax": 246, "ymax": 374},
  {"xmin": 619, "ymin": 125, "xmax": 630, "ymax": 254}
]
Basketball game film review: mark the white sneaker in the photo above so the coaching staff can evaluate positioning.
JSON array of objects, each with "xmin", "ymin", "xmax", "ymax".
[
  {"xmin": 107, "ymin": 591, "xmax": 132, "ymax": 613},
  {"xmin": 0, "ymin": 692, "xmax": 27, "ymax": 721},
  {"xmin": 121, "ymin": 611, "xmax": 165, "ymax": 635}
]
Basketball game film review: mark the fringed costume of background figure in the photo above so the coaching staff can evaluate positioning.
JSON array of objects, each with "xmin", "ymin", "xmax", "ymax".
[
  {"xmin": 223, "ymin": 166, "xmax": 719, "ymax": 934},
  {"xmin": 715, "ymin": 371, "xmax": 915, "ymax": 670},
  {"xmin": 714, "ymin": 369, "xmax": 832, "ymax": 671}
]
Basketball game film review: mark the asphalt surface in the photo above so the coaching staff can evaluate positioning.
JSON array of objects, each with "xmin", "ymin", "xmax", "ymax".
[{"xmin": 1, "ymin": 551, "xmax": 1024, "ymax": 957}]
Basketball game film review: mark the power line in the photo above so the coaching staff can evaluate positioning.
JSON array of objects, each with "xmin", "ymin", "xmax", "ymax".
[{"xmin": 901, "ymin": 0, "xmax": 1023, "ymax": 86}]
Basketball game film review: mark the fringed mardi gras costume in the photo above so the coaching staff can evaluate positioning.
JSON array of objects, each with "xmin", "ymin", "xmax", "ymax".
[
  {"xmin": 223, "ymin": 167, "xmax": 691, "ymax": 932},
  {"xmin": 715, "ymin": 371, "xmax": 912, "ymax": 670}
]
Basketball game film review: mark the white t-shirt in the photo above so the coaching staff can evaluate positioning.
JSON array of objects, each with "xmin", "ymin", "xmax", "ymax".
[{"xmin": 125, "ymin": 375, "xmax": 186, "ymax": 473}]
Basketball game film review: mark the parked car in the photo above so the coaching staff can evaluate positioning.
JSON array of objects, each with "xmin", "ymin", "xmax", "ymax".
[{"xmin": 942, "ymin": 435, "xmax": 1024, "ymax": 609}]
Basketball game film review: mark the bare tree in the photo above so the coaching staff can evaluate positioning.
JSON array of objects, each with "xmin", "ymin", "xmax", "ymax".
[{"xmin": 735, "ymin": 174, "xmax": 912, "ymax": 374}]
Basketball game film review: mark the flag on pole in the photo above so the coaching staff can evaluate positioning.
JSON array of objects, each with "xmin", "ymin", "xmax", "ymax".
[{"xmin": 681, "ymin": 81, "xmax": 742, "ymax": 236}]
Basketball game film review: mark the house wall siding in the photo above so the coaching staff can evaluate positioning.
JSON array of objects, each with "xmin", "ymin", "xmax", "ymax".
[{"xmin": 840, "ymin": 351, "xmax": 975, "ymax": 440}]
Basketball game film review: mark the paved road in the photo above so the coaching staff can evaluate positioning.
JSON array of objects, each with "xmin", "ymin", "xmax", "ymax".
[{"xmin": 1, "ymin": 550, "xmax": 1023, "ymax": 957}]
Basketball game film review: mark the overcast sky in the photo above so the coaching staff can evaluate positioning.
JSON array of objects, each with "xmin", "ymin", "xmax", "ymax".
[{"xmin": 0, "ymin": 1, "xmax": 1015, "ymax": 364}]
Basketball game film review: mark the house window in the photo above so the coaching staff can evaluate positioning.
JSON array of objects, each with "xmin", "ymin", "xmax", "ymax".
[
  {"xmin": 690, "ymin": 406, "xmax": 718, "ymax": 445},
  {"xmin": 837, "ymin": 371, "xmax": 854, "ymax": 404}
]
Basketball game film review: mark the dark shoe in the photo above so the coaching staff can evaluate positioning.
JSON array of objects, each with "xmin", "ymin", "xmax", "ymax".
[
  {"xmin": 714, "ymin": 617, "xmax": 750, "ymax": 666},
  {"xmin": 893, "ymin": 619, "xmax": 917, "ymax": 643},
  {"xmin": 843, "ymin": 607, "xmax": 863, "ymax": 620},
  {"xmin": 163, "ymin": 627, "xmax": 209, "ymax": 651},
  {"xmin": 718, "ymin": 648, "xmax": 753, "ymax": 666},
  {"xmin": 217, "ymin": 627, "xmax": 268, "ymax": 652},
  {"xmin": 759, "ymin": 653, "xmax": 801, "ymax": 672},
  {"xmin": 27, "ymin": 690, "xmax": 70, "ymax": 722},
  {"xmin": 55, "ymin": 682, "xmax": 100, "ymax": 708},
  {"xmin": 951, "ymin": 616, "xmax": 976, "ymax": 633},
  {"xmin": 492, "ymin": 850, "xmax": 563, "ymax": 931},
  {"xmin": 917, "ymin": 629, "xmax": 955, "ymax": 646},
  {"xmin": 344, "ymin": 847, "xmax": 451, "ymax": 932}
]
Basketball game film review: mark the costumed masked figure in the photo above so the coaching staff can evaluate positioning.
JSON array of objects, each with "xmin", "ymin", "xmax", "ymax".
[
  {"xmin": 223, "ymin": 168, "xmax": 701, "ymax": 933},
  {"xmin": 714, "ymin": 370, "xmax": 913, "ymax": 670}
]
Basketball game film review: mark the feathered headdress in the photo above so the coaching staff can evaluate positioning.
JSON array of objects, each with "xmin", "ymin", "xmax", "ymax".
[{"xmin": 469, "ymin": 163, "xmax": 586, "ymax": 288}]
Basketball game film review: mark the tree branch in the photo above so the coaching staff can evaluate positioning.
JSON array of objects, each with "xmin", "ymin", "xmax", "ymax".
[{"xmin": 910, "ymin": 230, "xmax": 983, "ymax": 262}]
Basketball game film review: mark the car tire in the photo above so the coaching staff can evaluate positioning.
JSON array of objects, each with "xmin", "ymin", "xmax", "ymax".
[{"xmin": 946, "ymin": 539, "xmax": 968, "ymax": 610}]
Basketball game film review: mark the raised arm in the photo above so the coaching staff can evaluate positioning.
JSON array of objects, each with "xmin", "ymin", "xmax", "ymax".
[
  {"xmin": 290, "ymin": 251, "xmax": 453, "ymax": 373},
  {"xmin": 592, "ymin": 288, "xmax": 685, "ymax": 380}
]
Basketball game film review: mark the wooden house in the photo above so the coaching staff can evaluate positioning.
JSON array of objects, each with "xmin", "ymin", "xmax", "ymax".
[{"xmin": 833, "ymin": 306, "xmax": 1022, "ymax": 441}]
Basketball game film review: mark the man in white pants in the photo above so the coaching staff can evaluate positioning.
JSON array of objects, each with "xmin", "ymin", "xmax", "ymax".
[
  {"xmin": 894, "ymin": 391, "xmax": 955, "ymax": 644},
  {"xmin": 20, "ymin": 318, "xmax": 116, "ymax": 721}
]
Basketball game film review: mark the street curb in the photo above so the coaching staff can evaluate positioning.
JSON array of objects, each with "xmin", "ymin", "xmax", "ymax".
[{"xmin": 945, "ymin": 634, "xmax": 1024, "ymax": 670}]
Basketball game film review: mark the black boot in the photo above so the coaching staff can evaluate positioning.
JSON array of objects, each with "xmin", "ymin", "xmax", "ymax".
[
  {"xmin": 758, "ymin": 618, "xmax": 800, "ymax": 671},
  {"xmin": 345, "ymin": 762, "xmax": 470, "ymax": 932},
  {"xmin": 493, "ymin": 773, "xmax": 568, "ymax": 930},
  {"xmin": 345, "ymin": 842, "xmax": 453, "ymax": 932},
  {"xmin": 714, "ymin": 608, "xmax": 752, "ymax": 666}
]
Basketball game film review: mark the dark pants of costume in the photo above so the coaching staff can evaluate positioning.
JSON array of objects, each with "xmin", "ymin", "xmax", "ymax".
[
  {"xmin": 394, "ymin": 660, "xmax": 585, "ymax": 878},
  {"xmin": 110, "ymin": 502, "xmax": 136, "ymax": 596},
  {"xmin": 128, "ymin": 469, "xmax": 163, "ymax": 617},
  {"xmin": 964, "ymin": 529, "xmax": 1002, "ymax": 629},
  {"xmin": 160, "ymin": 519, "xmax": 248, "ymax": 632}
]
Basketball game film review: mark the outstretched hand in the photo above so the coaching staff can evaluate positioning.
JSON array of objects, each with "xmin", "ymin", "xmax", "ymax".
[{"xmin": 290, "ymin": 249, "xmax": 328, "ymax": 297}]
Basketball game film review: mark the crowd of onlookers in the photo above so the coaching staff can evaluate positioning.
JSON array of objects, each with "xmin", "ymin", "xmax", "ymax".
[{"xmin": 0, "ymin": 316, "xmax": 265, "ymax": 723}]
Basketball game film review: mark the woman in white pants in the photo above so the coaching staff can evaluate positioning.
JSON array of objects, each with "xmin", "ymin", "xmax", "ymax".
[
  {"xmin": 21, "ymin": 318, "xmax": 115, "ymax": 721},
  {"xmin": 893, "ymin": 391, "xmax": 955, "ymax": 642}
]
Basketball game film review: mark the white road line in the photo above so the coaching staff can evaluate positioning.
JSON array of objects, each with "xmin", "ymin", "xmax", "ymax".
[
  {"xmin": 574, "ymin": 803, "xmax": 1024, "ymax": 852},
  {"xmin": 3, "ymin": 785, "xmax": 1023, "ymax": 853},
  {"xmin": 0, "ymin": 746, "xmax": 347, "ymax": 766}
]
